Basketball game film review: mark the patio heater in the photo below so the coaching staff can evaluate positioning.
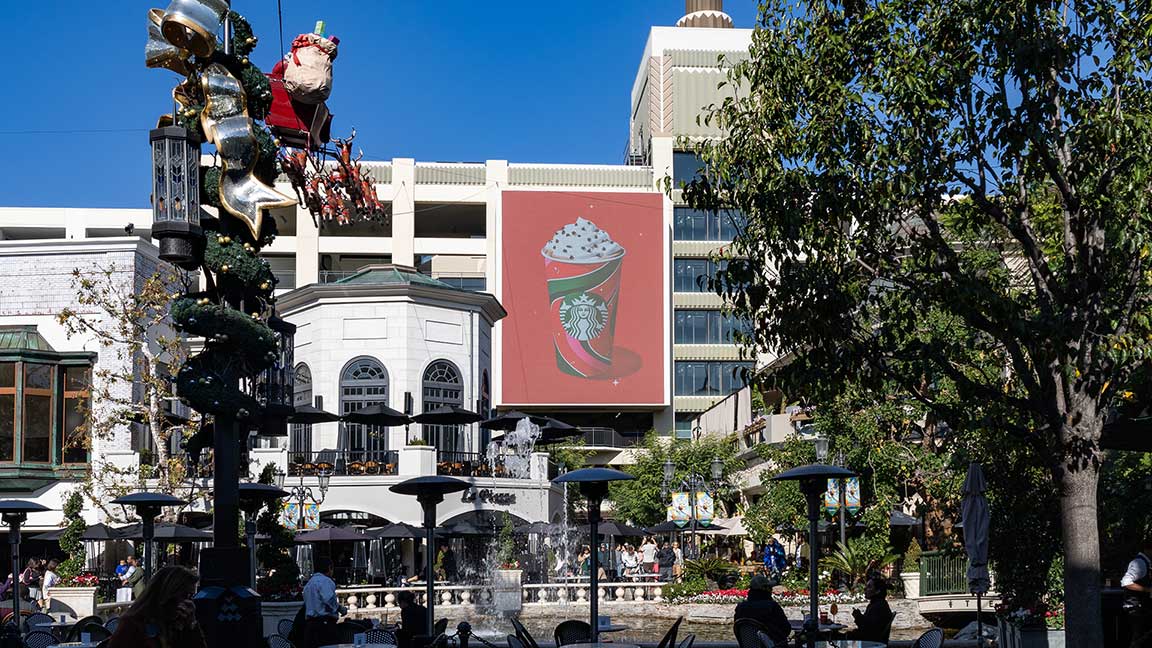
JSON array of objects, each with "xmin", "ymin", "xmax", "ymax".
[
  {"xmin": 0, "ymin": 500, "xmax": 48, "ymax": 639},
  {"xmin": 771, "ymin": 463, "xmax": 854, "ymax": 647},
  {"xmin": 553, "ymin": 468, "xmax": 634, "ymax": 643},
  {"xmin": 390, "ymin": 476, "xmax": 470, "ymax": 636},
  {"xmin": 238, "ymin": 483, "xmax": 289, "ymax": 587},
  {"xmin": 112, "ymin": 492, "xmax": 188, "ymax": 582}
]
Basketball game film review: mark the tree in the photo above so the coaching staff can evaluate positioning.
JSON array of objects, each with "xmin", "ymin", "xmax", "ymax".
[
  {"xmin": 56, "ymin": 490, "xmax": 88, "ymax": 581},
  {"xmin": 679, "ymin": 1, "xmax": 1152, "ymax": 641},
  {"xmin": 254, "ymin": 463, "xmax": 299, "ymax": 599},
  {"xmin": 608, "ymin": 434, "xmax": 739, "ymax": 528},
  {"xmin": 57, "ymin": 263, "xmax": 192, "ymax": 517}
]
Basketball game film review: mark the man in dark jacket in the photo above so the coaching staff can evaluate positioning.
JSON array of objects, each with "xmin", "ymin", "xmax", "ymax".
[
  {"xmin": 848, "ymin": 576, "xmax": 893, "ymax": 642},
  {"xmin": 656, "ymin": 542, "xmax": 677, "ymax": 582},
  {"xmin": 396, "ymin": 589, "xmax": 429, "ymax": 648},
  {"xmin": 734, "ymin": 575, "xmax": 792, "ymax": 646}
]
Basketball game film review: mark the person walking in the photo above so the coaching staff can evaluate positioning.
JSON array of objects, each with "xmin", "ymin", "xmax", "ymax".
[
  {"xmin": 656, "ymin": 542, "xmax": 677, "ymax": 582},
  {"xmin": 673, "ymin": 542, "xmax": 684, "ymax": 581},
  {"xmin": 641, "ymin": 537, "xmax": 658, "ymax": 575},
  {"xmin": 124, "ymin": 555, "xmax": 146, "ymax": 599},
  {"xmin": 107, "ymin": 565, "xmax": 205, "ymax": 648},
  {"xmin": 302, "ymin": 557, "xmax": 346, "ymax": 648},
  {"xmin": 733, "ymin": 575, "xmax": 791, "ymax": 646},
  {"xmin": 1123, "ymin": 542, "xmax": 1152, "ymax": 647},
  {"xmin": 764, "ymin": 538, "xmax": 786, "ymax": 578},
  {"xmin": 20, "ymin": 558, "xmax": 42, "ymax": 602}
]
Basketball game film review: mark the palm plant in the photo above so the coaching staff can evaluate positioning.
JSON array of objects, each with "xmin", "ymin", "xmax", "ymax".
[{"xmin": 819, "ymin": 538, "xmax": 898, "ymax": 590}]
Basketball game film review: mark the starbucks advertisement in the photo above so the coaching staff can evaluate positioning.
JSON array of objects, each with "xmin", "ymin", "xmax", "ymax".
[{"xmin": 500, "ymin": 191, "xmax": 666, "ymax": 405}]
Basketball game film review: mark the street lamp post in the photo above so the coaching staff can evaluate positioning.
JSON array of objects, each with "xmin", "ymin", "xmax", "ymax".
[
  {"xmin": 0, "ymin": 500, "xmax": 48, "ymax": 640},
  {"xmin": 238, "ymin": 483, "xmax": 289, "ymax": 587},
  {"xmin": 813, "ymin": 438, "xmax": 848, "ymax": 548},
  {"xmin": 112, "ymin": 492, "xmax": 188, "ymax": 583},
  {"xmin": 660, "ymin": 456, "xmax": 724, "ymax": 559},
  {"xmin": 553, "ymin": 468, "xmax": 634, "ymax": 644},
  {"xmin": 273, "ymin": 468, "xmax": 331, "ymax": 530}
]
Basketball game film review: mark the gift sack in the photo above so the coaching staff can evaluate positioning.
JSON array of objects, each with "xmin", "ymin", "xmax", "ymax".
[{"xmin": 283, "ymin": 33, "xmax": 338, "ymax": 104}]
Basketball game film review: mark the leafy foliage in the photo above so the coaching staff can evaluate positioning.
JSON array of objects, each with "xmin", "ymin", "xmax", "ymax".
[
  {"xmin": 684, "ymin": 557, "xmax": 734, "ymax": 584},
  {"xmin": 902, "ymin": 538, "xmax": 922, "ymax": 574},
  {"xmin": 56, "ymin": 490, "xmax": 87, "ymax": 581},
  {"xmin": 496, "ymin": 512, "xmax": 517, "ymax": 568},
  {"xmin": 820, "ymin": 538, "xmax": 898, "ymax": 590},
  {"xmin": 255, "ymin": 463, "xmax": 300, "ymax": 600}
]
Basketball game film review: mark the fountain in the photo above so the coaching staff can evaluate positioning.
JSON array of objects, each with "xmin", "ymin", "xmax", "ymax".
[{"xmin": 485, "ymin": 417, "xmax": 542, "ymax": 479}]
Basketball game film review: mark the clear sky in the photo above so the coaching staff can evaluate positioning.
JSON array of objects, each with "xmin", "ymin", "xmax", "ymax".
[{"xmin": 1, "ymin": 1, "xmax": 758, "ymax": 209}]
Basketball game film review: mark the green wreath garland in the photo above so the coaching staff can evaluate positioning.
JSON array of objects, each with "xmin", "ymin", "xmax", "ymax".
[
  {"xmin": 171, "ymin": 295, "xmax": 278, "ymax": 368},
  {"xmin": 202, "ymin": 232, "xmax": 277, "ymax": 297}
]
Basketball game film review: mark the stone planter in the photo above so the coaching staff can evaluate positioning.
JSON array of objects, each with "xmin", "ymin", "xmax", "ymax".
[
  {"xmin": 899, "ymin": 571, "xmax": 920, "ymax": 599},
  {"xmin": 997, "ymin": 619, "xmax": 1065, "ymax": 648},
  {"xmin": 262, "ymin": 601, "xmax": 303, "ymax": 638},
  {"xmin": 46, "ymin": 586, "xmax": 98, "ymax": 618},
  {"xmin": 492, "ymin": 569, "xmax": 523, "ymax": 615}
]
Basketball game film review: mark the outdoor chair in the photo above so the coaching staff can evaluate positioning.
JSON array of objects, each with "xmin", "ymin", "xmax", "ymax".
[
  {"xmin": 878, "ymin": 610, "xmax": 897, "ymax": 645},
  {"xmin": 912, "ymin": 627, "xmax": 944, "ymax": 648},
  {"xmin": 434, "ymin": 618, "xmax": 449, "ymax": 637},
  {"xmin": 554, "ymin": 620, "xmax": 592, "ymax": 647},
  {"xmin": 507, "ymin": 634, "xmax": 527, "ymax": 648},
  {"xmin": 756, "ymin": 630, "xmax": 776, "ymax": 648},
  {"xmin": 734, "ymin": 618, "xmax": 771, "ymax": 648},
  {"xmin": 66, "ymin": 616, "xmax": 107, "ymax": 641},
  {"xmin": 677, "ymin": 633, "xmax": 696, "ymax": 648},
  {"xmin": 511, "ymin": 616, "xmax": 541, "ymax": 648},
  {"xmin": 23, "ymin": 630, "xmax": 58, "ymax": 648},
  {"xmin": 367, "ymin": 627, "xmax": 396, "ymax": 644},
  {"xmin": 23, "ymin": 613, "xmax": 53, "ymax": 632},
  {"xmin": 655, "ymin": 616, "xmax": 684, "ymax": 648},
  {"xmin": 104, "ymin": 616, "xmax": 119, "ymax": 633},
  {"xmin": 276, "ymin": 617, "xmax": 294, "ymax": 638},
  {"xmin": 266, "ymin": 635, "xmax": 295, "ymax": 648}
]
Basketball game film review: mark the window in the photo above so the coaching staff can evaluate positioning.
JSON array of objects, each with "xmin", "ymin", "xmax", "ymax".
[
  {"xmin": 674, "ymin": 413, "xmax": 696, "ymax": 440},
  {"xmin": 673, "ymin": 151, "xmax": 707, "ymax": 188},
  {"xmin": 674, "ymin": 361, "xmax": 754, "ymax": 397},
  {"xmin": 0, "ymin": 362, "xmax": 14, "ymax": 462},
  {"xmin": 291, "ymin": 363, "xmax": 313, "ymax": 454},
  {"xmin": 479, "ymin": 370, "xmax": 491, "ymax": 450},
  {"xmin": 673, "ymin": 208, "xmax": 746, "ymax": 241},
  {"xmin": 61, "ymin": 366, "xmax": 90, "ymax": 463},
  {"xmin": 422, "ymin": 360, "xmax": 464, "ymax": 452},
  {"xmin": 0, "ymin": 358, "xmax": 91, "ymax": 466},
  {"xmin": 674, "ymin": 258, "xmax": 726, "ymax": 292},
  {"xmin": 340, "ymin": 357, "xmax": 389, "ymax": 459},
  {"xmin": 437, "ymin": 276, "xmax": 487, "ymax": 292},
  {"xmin": 23, "ymin": 364, "xmax": 53, "ymax": 463},
  {"xmin": 674, "ymin": 310, "xmax": 751, "ymax": 344}
]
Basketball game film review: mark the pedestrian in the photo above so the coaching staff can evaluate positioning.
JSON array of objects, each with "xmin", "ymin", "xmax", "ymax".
[
  {"xmin": 795, "ymin": 536, "xmax": 809, "ymax": 571},
  {"xmin": 641, "ymin": 537, "xmax": 658, "ymax": 575},
  {"xmin": 847, "ymin": 575, "xmax": 893, "ymax": 642},
  {"xmin": 441, "ymin": 545, "xmax": 458, "ymax": 582},
  {"xmin": 107, "ymin": 565, "xmax": 205, "ymax": 648},
  {"xmin": 1123, "ymin": 542, "xmax": 1152, "ymax": 647},
  {"xmin": 673, "ymin": 542, "xmax": 684, "ymax": 581},
  {"xmin": 115, "ymin": 559, "xmax": 129, "ymax": 579},
  {"xmin": 124, "ymin": 555, "xmax": 146, "ymax": 599},
  {"xmin": 597, "ymin": 543, "xmax": 610, "ymax": 580},
  {"xmin": 395, "ymin": 589, "xmax": 428, "ymax": 648},
  {"xmin": 656, "ymin": 541, "xmax": 677, "ymax": 582},
  {"xmin": 614, "ymin": 544, "xmax": 624, "ymax": 580},
  {"xmin": 577, "ymin": 546, "xmax": 591, "ymax": 576},
  {"xmin": 764, "ymin": 537, "xmax": 786, "ymax": 577},
  {"xmin": 733, "ymin": 575, "xmax": 791, "ymax": 646},
  {"xmin": 302, "ymin": 557, "xmax": 346, "ymax": 648},
  {"xmin": 621, "ymin": 545, "xmax": 639, "ymax": 579},
  {"xmin": 20, "ymin": 558, "xmax": 42, "ymax": 602}
]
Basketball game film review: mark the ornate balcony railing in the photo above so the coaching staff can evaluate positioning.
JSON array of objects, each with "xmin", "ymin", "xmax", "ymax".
[
  {"xmin": 334, "ymin": 581, "xmax": 669, "ymax": 613},
  {"xmin": 435, "ymin": 451, "xmax": 520, "ymax": 478}
]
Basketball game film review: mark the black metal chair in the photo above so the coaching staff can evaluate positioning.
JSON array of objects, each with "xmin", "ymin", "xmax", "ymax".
[
  {"xmin": 756, "ymin": 630, "xmax": 776, "ymax": 648},
  {"xmin": 554, "ymin": 620, "xmax": 592, "ymax": 647},
  {"xmin": 508, "ymin": 634, "xmax": 527, "ymax": 648},
  {"xmin": 23, "ymin": 613, "xmax": 53, "ymax": 633},
  {"xmin": 22, "ymin": 630, "xmax": 58, "ymax": 648},
  {"xmin": 655, "ymin": 616, "xmax": 684, "ymax": 648},
  {"xmin": 277, "ymin": 617, "xmax": 294, "ymax": 637},
  {"xmin": 434, "ymin": 618, "xmax": 448, "ymax": 637},
  {"xmin": 72, "ymin": 622, "xmax": 112, "ymax": 643},
  {"xmin": 65, "ymin": 615, "xmax": 105, "ymax": 641},
  {"xmin": 734, "ymin": 618, "xmax": 771, "ymax": 648},
  {"xmin": 677, "ymin": 633, "xmax": 696, "ymax": 648},
  {"xmin": 266, "ymin": 634, "xmax": 295, "ymax": 648},
  {"xmin": 104, "ymin": 616, "xmax": 120, "ymax": 633},
  {"xmin": 879, "ymin": 610, "xmax": 897, "ymax": 645},
  {"xmin": 511, "ymin": 617, "xmax": 541, "ymax": 648},
  {"xmin": 367, "ymin": 627, "xmax": 396, "ymax": 644},
  {"xmin": 912, "ymin": 627, "xmax": 944, "ymax": 648}
]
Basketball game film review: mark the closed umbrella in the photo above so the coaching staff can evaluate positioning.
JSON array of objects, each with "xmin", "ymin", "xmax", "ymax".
[{"xmin": 962, "ymin": 462, "xmax": 991, "ymax": 647}]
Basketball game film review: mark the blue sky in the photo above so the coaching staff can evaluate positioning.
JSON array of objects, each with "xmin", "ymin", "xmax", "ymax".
[{"xmin": 1, "ymin": 1, "xmax": 758, "ymax": 208}]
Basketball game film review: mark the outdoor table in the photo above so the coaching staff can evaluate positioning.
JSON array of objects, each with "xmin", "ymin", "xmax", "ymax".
[
  {"xmin": 788, "ymin": 620, "xmax": 847, "ymax": 635},
  {"xmin": 597, "ymin": 624, "xmax": 628, "ymax": 633},
  {"xmin": 567, "ymin": 643, "xmax": 640, "ymax": 648},
  {"xmin": 319, "ymin": 644, "xmax": 396, "ymax": 648},
  {"xmin": 31, "ymin": 618, "xmax": 78, "ymax": 641},
  {"xmin": 53, "ymin": 643, "xmax": 98, "ymax": 648},
  {"xmin": 809, "ymin": 642, "xmax": 885, "ymax": 648}
]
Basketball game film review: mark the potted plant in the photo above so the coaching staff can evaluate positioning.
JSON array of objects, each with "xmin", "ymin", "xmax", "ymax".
[
  {"xmin": 996, "ymin": 605, "xmax": 1066, "ymax": 648},
  {"xmin": 492, "ymin": 513, "xmax": 523, "ymax": 614},
  {"xmin": 254, "ymin": 464, "xmax": 304, "ymax": 637},
  {"xmin": 899, "ymin": 538, "xmax": 922, "ymax": 599},
  {"xmin": 46, "ymin": 491, "xmax": 100, "ymax": 618}
]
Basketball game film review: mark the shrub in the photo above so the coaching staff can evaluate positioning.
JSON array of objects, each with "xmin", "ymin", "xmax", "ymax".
[{"xmin": 902, "ymin": 538, "xmax": 923, "ymax": 574}]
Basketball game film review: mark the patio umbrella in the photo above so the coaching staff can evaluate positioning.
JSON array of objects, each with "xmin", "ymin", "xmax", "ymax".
[
  {"xmin": 437, "ymin": 520, "xmax": 492, "ymax": 537},
  {"xmin": 34, "ymin": 522, "xmax": 122, "ymax": 542},
  {"xmin": 295, "ymin": 526, "xmax": 371, "ymax": 543},
  {"xmin": 412, "ymin": 405, "xmax": 483, "ymax": 426},
  {"xmin": 342, "ymin": 404, "xmax": 411, "ymax": 427},
  {"xmin": 289, "ymin": 404, "xmax": 341, "ymax": 424},
  {"xmin": 598, "ymin": 521, "xmax": 646, "ymax": 537},
  {"xmin": 962, "ymin": 462, "xmax": 991, "ymax": 647},
  {"xmin": 480, "ymin": 410, "xmax": 535, "ymax": 431},
  {"xmin": 371, "ymin": 523, "xmax": 425, "ymax": 539},
  {"xmin": 852, "ymin": 510, "xmax": 922, "ymax": 528},
  {"xmin": 646, "ymin": 520, "xmax": 726, "ymax": 533},
  {"xmin": 539, "ymin": 416, "xmax": 578, "ymax": 433},
  {"xmin": 514, "ymin": 521, "xmax": 559, "ymax": 535},
  {"xmin": 118, "ymin": 523, "xmax": 213, "ymax": 542}
]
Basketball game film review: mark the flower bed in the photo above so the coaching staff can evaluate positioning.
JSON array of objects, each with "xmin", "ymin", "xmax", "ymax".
[{"xmin": 668, "ymin": 587, "xmax": 866, "ymax": 606}]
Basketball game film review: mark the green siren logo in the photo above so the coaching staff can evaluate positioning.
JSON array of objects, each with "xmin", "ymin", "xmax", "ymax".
[{"xmin": 559, "ymin": 292, "xmax": 609, "ymax": 341}]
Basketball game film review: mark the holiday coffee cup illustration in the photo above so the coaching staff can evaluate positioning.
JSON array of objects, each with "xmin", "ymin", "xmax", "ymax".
[{"xmin": 542, "ymin": 217, "xmax": 625, "ymax": 378}]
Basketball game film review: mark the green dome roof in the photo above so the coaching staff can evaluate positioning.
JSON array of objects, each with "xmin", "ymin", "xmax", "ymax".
[{"xmin": 333, "ymin": 265, "xmax": 462, "ymax": 290}]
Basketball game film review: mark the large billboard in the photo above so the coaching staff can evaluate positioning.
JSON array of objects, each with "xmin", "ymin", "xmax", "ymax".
[{"xmin": 500, "ymin": 191, "xmax": 666, "ymax": 406}]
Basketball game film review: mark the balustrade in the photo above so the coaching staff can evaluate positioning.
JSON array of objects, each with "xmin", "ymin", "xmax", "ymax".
[{"xmin": 334, "ymin": 581, "xmax": 666, "ymax": 611}]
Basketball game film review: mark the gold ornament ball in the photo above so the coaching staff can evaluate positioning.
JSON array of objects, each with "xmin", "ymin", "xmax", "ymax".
[{"xmin": 220, "ymin": 264, "xmax": 230, "ymax": 272}]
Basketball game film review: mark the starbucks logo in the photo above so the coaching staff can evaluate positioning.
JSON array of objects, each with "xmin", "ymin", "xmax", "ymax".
[{"xmin": 559, "ymin": 293, "xmax": 609, "ymax": 341}]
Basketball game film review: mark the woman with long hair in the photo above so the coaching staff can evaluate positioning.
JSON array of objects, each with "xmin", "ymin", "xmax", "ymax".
[{"xmin": 108, "ymin": 566, "xmax": 205, "ymax": 648}]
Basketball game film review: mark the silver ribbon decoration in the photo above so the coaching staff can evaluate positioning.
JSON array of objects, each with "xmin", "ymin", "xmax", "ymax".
[
  {"xmin": 145, "ymin": 8, "xmax": 190, "ymax": 75},
  {"xmin": 158, "ymin": 0, "xmax": 229, "ymax": 58},
  {"xmin": 200, "ymin": 64, "xmax": 297, "ymax": 239}
]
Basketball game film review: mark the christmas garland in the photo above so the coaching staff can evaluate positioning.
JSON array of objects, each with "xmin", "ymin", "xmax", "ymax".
[
  {"xmin": 202, "ymin": 233, "xmax": 277, "ymax": 297},
  {"xmin": 171, "ymin": 295, "xmax": 278, "ymax": 367}
]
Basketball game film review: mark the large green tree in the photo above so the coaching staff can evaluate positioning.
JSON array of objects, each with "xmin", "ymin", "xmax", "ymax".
[{"xmin": 680, "ymin": 0, "xmax": 1152, "ymax": 642}]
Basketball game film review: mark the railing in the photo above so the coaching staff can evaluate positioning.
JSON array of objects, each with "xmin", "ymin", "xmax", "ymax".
[
  {"xmin": 508, "ymin": 164, "xmax": 654, "ymax": 188},
  {"xmin": 335, "ymin": 581, "xmax": 668, "ymax": 613},
  {"xmin": 435, "ymin": 451, "xmax": 509, "ymax": 478},
  {"xmin": 575, "ymin": 427, "xmax": 642, "ymax": 449},
  {"xmin": 273, "ymin": 271, "xmax": 296, "ymax": 290},
  {"xmin": 320, "ymin": 270, "xmax": 360, "ymax": 283},
  {"xmin": 287, "ymin": 449, "xmax": 399, "ymax": 477},
  {"xmin": 414, "ymin": 163, "xmax": 486, "ymax": 185},
  {"xmin": 920, "ymin": 551, "xmax": 969, "ymax": 596}
]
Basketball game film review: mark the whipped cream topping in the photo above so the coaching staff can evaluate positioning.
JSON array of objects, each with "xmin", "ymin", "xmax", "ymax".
[{"xmin": 542, "ymin": 217, "xmax": 624, "ymax": 261}]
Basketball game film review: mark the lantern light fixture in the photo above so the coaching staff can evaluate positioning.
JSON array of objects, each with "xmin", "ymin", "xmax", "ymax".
[{"xmin": 149, "ymin": 126, "xmax": 204, "ymax": 269}]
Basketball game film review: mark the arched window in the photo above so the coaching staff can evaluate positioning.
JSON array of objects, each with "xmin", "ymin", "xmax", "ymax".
[
  {"xmin": 290, "ymin": 363, "xmax": 313, "ymax": 455},
  {"xmin": 340, "ymin": 357, "xmax": 389, "ymax": 460},
  {"xmin": 421, "ymin": 360, "xmax": 464, "ymax": 453}
]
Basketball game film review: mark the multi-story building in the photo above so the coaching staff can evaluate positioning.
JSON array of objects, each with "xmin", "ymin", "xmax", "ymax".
[{"xmin": 0, "ymin": 1, "xmax": 759, "ymax": 539}]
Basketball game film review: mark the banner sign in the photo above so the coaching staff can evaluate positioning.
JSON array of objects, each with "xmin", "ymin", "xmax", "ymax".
[
  {"xmin": 668, "ymin": 492, "xmax": 692, "ymax": 522},
  {"xmin": 694, "ymin": 491, "xmax": 715, "ymax": 523},
  {"xmin": 824, "ymin": 477, "xmax": 861, "ymax": 515},
  {"xmin": 281, "ymin": 502, "xmax": 320, "ymax": 530}
]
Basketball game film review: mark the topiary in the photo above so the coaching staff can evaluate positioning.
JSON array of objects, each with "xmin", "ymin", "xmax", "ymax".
[
  {"xmin": 255, "ymin": 463, "xmax": 301, "ymax": 600},
  {"xmin": 56, "ymin": 490, "xmax": 87, "ymax": 581},
  {"xmin": 903, "ymin": 537, "xmax": 923, "ymax": 574}
]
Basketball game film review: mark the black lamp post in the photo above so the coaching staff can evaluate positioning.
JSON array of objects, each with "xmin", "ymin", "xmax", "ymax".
[
  {"xmin": 771, "ymin": 463, "xmax": 855, "ymax": 647},
  {"xmin": 238, "ymin": 483, "xmax": 289, "ymax": 588},
  {"xmin": 390, "ymin": 476, "xmax": 469, "ymax": 637},
  {"xmin": 0, "ymin": 500, "xmax": 48, "ymax": 638},
  {"xmin": 660, "ymin": 456, "xmax": 724, "ymax": 559},
  {"xmin": 257, "ymin": 314, "xmax": 296, "ymax": 439},
  {"xmin": 273, "ymin": 467, "xmax": 331, "ymax": 530},
  {"xmin": 553, "ymin": 468, "xmax": 634, "ymax": 644},
  {"xmin": 112, "ymin": 492, "xmax": 187, "ymax": 583},
  {"xmin": 149, "ymin": 125, "xmax": 204, "ymax": 269}
]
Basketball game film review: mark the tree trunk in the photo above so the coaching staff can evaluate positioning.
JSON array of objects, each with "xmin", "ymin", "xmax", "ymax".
[{"xmin": 1060, "ymin": 413, "xmax": 1104, "ymax": 647}]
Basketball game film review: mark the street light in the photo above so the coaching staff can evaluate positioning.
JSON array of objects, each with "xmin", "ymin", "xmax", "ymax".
[
  {"xmin": 553, "ymin": 468, "xmax": 634, "ymax": 644},
  {"xmin": 238, "ymin": 483, "xmax": 289, "ymax": 587},
  {"xmin": 274, "ymin": 467, "xmax": 331, "ymax": 530},
  {"xmin": 772, "ymin": 463, "xmax": 855, "ymax": 647},
  {"xmin": 111, "ymin": 492, "xmax": 188, "ymax": 583},
  {"xmin": 0, "ymin": 500, "xmax": 49, "ymax": 640},
  {"xmin": 660, "ymin": 456, "xmax": 725, "ymax": 559},
  {"xmin": 149, "ymin": 125, "xmax": 203, "ymax": 269}
]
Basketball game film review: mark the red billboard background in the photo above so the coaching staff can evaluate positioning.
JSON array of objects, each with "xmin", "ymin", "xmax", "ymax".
[{"xmin": 500, "ymin": 191, "xmax": 666, "ymax": 406}]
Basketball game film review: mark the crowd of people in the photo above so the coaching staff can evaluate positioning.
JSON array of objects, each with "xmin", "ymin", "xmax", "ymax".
[
  {"xmin": 0, "ymin": 557, "xmax": 61, "ymax": 610},
  {"xmin": 553, "ymin": 537, "xmax": 684, "ymax": 582}
]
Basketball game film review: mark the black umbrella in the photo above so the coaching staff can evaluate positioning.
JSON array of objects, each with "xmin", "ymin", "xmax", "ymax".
[
  {"xmin": 852, "ymin": 510, "xmax": 922, "ymax": 528},
  {"xmin": 118, "ymin": 523, "xmax": 213, "ymax": 542},
  {"xmin": 647, "ymin": 520, "xmax": 726, "ymax": 533},
  {"xmin": 514, "ymin": 521, "xmax": 560, "ymax": 535},
  {"xmin": 539, "ymin": 417, "xmax": 578, "ymax": 433},
  {"xmin": 963, "ymin": 463, "xmax": 991, "ymax": 647},
  {"xmin": 295, "ymin": 526, "xmax": 371, "ymax": 543},
  {"xmin": 412, "ymin": 405, "xmax": 483, "ymax": 426},
  {"xmin": 598, "ymin": 521, "xmax": 646, "ymax": 537},
  {"xmin": 342, "ymin": 404, "xmax": 411, "ymax": 427},
  {"xmin": 34, "ymin": 522, "xmax": 122, "ymax": 542},
  {"xmin": 289, "ymin": 404, "xmax": 341, "ymax": 424},
  {"xmin": 437, "ymin": 521, "xmax": 493, "ymax": 537},
  {"xmin": 370, "ymin": 523, "xmax": 425, "ymax": 539},
  {"xmin": 480, "ymin": 410, "xmax": 535, "ymax": 431}
]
